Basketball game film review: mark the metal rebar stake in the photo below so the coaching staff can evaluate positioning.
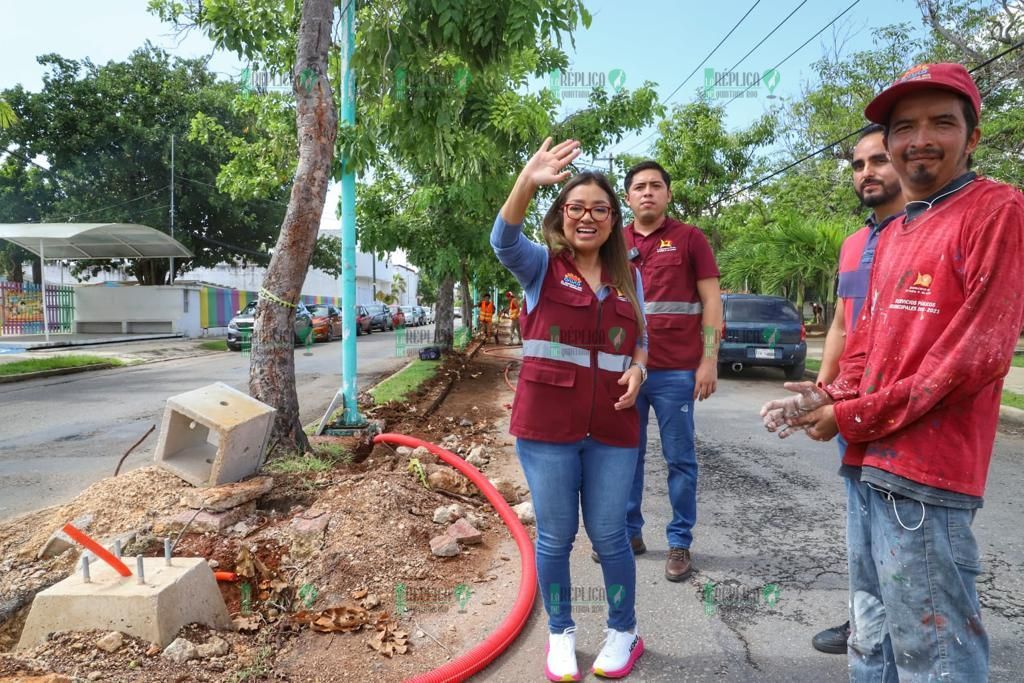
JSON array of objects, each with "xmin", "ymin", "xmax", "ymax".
[
  {"xmin": 136, "ymin": 555, "xmax": 145, "ymax": 585},
  {"xmin": 164, "ymin": 538, "xmax": 172, "ymax": 566},
  {"xmin": 82, "ymin": 555, "xmax": 91, "ymax": 583},
  {"xmin": 113, "ymin": 540, "xmax": 122, "ymax": 558}
]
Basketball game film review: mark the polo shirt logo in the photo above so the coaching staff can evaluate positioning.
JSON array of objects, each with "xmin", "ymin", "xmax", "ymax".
[
  {"xmin": 656, "ymin": 239, "xmax": 676, "ymax": 253},
  {"xmin": 560, "ymin": 273, "xmax": 583, "ymax": 291}
]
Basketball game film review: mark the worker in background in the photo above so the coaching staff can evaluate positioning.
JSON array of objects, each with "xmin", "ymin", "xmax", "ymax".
[
  {"xmin": 505, "ymin": 291, "xmax": 522, "ymax": 345},
  {"xmin": 478, "ymin": 292, "xmax": 496, "ymax": 344}
]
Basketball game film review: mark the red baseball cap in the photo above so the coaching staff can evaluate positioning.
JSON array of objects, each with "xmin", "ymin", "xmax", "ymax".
[{"xmin": 864, "ymin": 63, "xmax": 981, "ymax": 125}]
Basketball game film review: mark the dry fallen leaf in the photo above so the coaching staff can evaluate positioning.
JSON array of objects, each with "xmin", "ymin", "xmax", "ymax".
[
  {"xmin": 367, "ymin": 613, "xmax": 410, "ymax": 657},
  {"xmin": 291, "ymin": 603, "xmax": 369, "ymax": 633},
  {"xmin": 351, "ymin": 588, "xmax": 368, "ymax": 600},
  {"xmin": 233, "ymin": 614, "xmax": 262, "ymax": 632}
]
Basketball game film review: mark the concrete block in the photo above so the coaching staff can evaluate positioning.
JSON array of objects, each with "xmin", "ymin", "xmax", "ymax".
[
  {"xmin": 18, "ymin": 557, "xmax": 232, "ymax": 649},
  {"xmin": 154, "ymin": 382, "xmax": 275, "ymax": 487},
  {"xmin": 37, "ymin": 514, "xmax": 94, "ymax": 560}
]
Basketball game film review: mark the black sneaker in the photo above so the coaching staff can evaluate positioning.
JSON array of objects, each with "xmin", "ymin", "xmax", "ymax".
[
  {"xmin": 811, "ymin": 621, "xmax": 850, "ymax": 654},
  {"xmin": 591, "ymin": 536, "xmax": 646, "ymax": 562}
]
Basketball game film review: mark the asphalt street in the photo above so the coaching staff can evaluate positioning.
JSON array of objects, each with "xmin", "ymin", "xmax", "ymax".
[
  {"xmin": 0, "ymin": 329, "xmax": 410, "ymax": 520},
  {"xmin": 482, "ymin": 366, "xmax": 1024, "ymax": 682}
]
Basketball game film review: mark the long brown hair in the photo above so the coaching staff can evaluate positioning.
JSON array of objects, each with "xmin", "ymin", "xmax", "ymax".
[{"xmin": 541, "ymin": 172, "xmax": 645, "ymax": 336}]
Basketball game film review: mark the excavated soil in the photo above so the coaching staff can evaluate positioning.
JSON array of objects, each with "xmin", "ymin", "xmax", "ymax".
[{"xmin": 0, "ymin": 344, "xmax": 529, "ymax": 682}]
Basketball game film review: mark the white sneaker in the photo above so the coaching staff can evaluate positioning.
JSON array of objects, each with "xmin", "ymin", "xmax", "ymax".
[
  {"xmin": 545, "ymin": 626, "xmax": 581, "ymax": 682},
  {"xmin": 592, "ymin": 628, "xmax": 644, "ymax": 678}
]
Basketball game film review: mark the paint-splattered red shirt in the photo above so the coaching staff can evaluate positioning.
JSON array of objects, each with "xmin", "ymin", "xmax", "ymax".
[{"xmin": 825, "ymin": 177, "xmax": 1024, "ymax": 497}]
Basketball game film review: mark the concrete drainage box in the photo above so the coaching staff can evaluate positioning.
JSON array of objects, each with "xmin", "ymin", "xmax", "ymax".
[{"xmin": 154, "ymin": 382, "xmax": 275, "ymax": 487}]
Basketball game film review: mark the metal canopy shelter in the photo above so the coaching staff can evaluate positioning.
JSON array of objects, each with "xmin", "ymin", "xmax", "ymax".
[{"xmin": 0, "ymin": 223, "xmax": 193, "ymax": 341}]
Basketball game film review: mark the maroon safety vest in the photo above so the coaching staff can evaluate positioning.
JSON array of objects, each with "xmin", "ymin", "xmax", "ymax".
[{"xmin": 510, "ymin": 251, "xmax": 640, "ymax": 448}]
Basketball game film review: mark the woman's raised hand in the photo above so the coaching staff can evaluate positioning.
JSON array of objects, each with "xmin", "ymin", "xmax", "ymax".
[{"xmin": 521, "ymin": 138, "xmax": 581, "ymax": 188}]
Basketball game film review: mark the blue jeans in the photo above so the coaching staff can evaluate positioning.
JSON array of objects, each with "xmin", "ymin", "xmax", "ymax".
[
  {"xmin": 516, "ymin": 437, "xmax": 638, "ymax": 633},
  {"xmin": 625, "ymin": 369, "xmax": 697, "ymax": 549},
  {"xmin": 845, "ymin": 477, "xmax": 988, "ymax": 682}
]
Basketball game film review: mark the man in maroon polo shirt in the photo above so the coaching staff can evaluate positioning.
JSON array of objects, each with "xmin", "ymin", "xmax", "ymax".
[{"xmin": 601, "ymin": 161, "xmax": 721, "ymax": 582}]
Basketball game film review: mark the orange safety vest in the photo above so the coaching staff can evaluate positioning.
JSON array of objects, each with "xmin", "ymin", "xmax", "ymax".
[
  {"xmin": 479, "ymin": 300, "xmax": 495, "ymax": 323},
  {"xmin": 508, "ymin": 298, "xmax": 520, "ymax": 320}
]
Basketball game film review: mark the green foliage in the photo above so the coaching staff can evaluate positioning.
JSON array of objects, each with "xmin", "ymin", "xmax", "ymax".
[
  {"xmin": 198, "ymin": 340, "xmax": 229, "ymax": 351},
  {"xmin": 0, "ymin": 46, "xmax": 289, "ymax": 284},
  {"xmin": 1002, "ymin": 391, "xmax": 1024, "ymax": 410}
]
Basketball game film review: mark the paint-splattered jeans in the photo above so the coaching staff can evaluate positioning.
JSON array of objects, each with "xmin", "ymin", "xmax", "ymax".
[
  {"xmin": 625, "ymin": 369, "xmax": 697, "ymax": 549},
  {"xmin": 845, "ymin": 476, "xmax": 988, "ymax": 682}
]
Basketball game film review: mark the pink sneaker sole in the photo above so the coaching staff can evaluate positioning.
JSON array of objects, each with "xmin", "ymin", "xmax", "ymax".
[
  {"xmin": 544, "ymin": 644, "xmax": 582, "ymax": 682},
  {"xmin": 592, "ymin": 636, "xmax": 645, "ymax": 679}
]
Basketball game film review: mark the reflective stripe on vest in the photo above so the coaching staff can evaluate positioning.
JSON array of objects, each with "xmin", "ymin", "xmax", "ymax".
[
  {"xmin": 522, "ymin": 339, "xmax": 632, "ymax": 373},
  {"xmin": 644, "ymin": 301, "xmax": 702, "ymax": 315}
]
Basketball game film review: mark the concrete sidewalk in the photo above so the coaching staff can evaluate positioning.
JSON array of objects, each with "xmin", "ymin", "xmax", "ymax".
[{"xmin": 805, "ymin": 334, "xmax": 1024, "ymax": 394}]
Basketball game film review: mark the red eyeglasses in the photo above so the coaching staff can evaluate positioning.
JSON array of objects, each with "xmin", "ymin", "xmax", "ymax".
[{"xmin": 562, "ymin": 203, "xmax": 614, "ymax": 222}]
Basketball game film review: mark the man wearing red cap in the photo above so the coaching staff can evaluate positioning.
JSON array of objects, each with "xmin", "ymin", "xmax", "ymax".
[
  {"xmin": 762, "ymin": 63, "xmax": 1024, "ymax": 679},
  {"xmin": 504, "ymin": 291, "xmax": 521, "ymax": 344}
]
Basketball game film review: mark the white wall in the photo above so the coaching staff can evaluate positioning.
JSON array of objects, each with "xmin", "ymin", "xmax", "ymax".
[{"xmin": 75, "ymin": 284, "xmax": 203, "ymax": 336}]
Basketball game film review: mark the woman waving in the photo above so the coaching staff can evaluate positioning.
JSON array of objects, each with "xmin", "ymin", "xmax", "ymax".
[{"xmin": 491, "ymin": 138, "xmax": 648, "ymax": 680}]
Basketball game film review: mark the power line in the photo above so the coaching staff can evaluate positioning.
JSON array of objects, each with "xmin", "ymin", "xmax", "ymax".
[
  {"xmin": 619, "ymin": 0, "xmax": 810, "ymax": 156},
  {"xmin": 660, "ymin": 1, "xmax": 763, "ymax": 106},
  {"xmin": 177, "ymin": 174, "xmax": 290, "ymax": 209},
  {"xmin": 53, "ymin": 186, "xmax": 170, "ymax": 222},
  {"xmin": 715, "ymin": 35, "xmax": 1024, "ymax": 206},
  {"xmin": 617, "ymin": 0, "xmax": 764, "ymax": 155},
  {"xmin": 721, "ymin": 0, "xmax": 861, "ymax": 107},
  {"xmin": 720, "ymin": 1, "xmax": 808, "ymax": 83}
]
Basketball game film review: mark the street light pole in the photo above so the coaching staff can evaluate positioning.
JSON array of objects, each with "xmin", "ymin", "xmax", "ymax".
[{"xmin": 338, "ymin": 0, "xmax": 362, "ymax": 426}]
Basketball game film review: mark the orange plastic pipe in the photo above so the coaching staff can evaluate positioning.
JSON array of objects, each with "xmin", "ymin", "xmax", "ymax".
[
  {"xmin": 214, "ymin": 571, "xmax": 238, "ymax": 582},
  {"xmin": 62, "ymin": 523, "xmax": 132, "ymax": 577}
]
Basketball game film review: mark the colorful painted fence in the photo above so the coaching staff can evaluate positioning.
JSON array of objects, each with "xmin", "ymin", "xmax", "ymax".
[
  {"xmin": 198, "ymin": 286, "xmax": 342, "ymax": 329},
  {"xmin": 0, "ymin": 281, "xmax": 75, "ymax": 336}
]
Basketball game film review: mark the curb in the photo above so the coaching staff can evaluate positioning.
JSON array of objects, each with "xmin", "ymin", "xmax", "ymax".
[
  {"xmin": 999, "ymin": 404, "xmax": 1024, "ymax": 429},
  {"xmin": 0, "ymin": 363, "xmax": 118, "ymax": 384}
]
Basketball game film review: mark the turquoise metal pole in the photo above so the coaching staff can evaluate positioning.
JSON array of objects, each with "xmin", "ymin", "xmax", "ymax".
[{"xmin": 339, "ymin": 0, "xmax": 362, "ymax": 425}]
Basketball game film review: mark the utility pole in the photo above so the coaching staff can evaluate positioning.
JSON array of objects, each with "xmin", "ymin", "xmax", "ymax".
[
  {"xmin": 169, "ymin": 134, "xmax": 175, "ymax": 284},
  {"xmin": 593, "ymin": 154, "xmax": 615, "ymax": 174},
  {"xmin": 333, "ymin": 0, "xmax": 363, "ymax": 428}
]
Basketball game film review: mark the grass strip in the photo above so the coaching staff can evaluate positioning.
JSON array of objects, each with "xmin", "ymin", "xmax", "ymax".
[
  {"xmin": 369, "ymin": 359, "xmax": 440, "ymax": 405},
  {"xmin": 0, "ymin": 354, "xmax": 123, "ymax": 377}
]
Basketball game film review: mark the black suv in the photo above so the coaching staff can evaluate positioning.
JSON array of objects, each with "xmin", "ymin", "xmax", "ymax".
[{"xmin": 719, "ymin": 294, "xmax": 807, "ymax": 379}]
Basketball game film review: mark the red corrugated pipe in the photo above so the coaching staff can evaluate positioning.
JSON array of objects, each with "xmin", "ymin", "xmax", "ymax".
[
  {"xmin": 373, "ymin": 433, "xmax": 536, "ymax": 683},
  {"xmin": 62, "ymin": 523, "xmax": 133, "ymax": 577}
]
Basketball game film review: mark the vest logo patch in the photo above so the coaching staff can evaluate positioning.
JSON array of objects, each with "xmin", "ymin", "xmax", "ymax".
[
  {"xmin": 608, "ymin": 326, "xmax": 625, "ymax": 351},
  {"xmin": 560, "ymin": 273, "xmax": 583, "ymax": 291},
  {"xmin": 913, "ymin": 272, "xmax": 933, "ymax": 288},
  {"xmin": 656, "ymin": 239, "xmax": 676, "ymax": 253}
]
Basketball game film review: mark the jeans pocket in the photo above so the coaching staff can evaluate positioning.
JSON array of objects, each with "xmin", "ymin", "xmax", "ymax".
[{"xmin": 947, "ymin": 515, "xmax": 981, "ymax": 571}]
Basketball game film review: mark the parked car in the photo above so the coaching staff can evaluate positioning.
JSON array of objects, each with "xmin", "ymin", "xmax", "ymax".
[
  {"xmin": 408, "ymin": 305, "xmax": 427, "ymax": 326},
  {"xmin": 307, "ymin": 304, "xmax": 342, "ymax": 342},
  {"xmin": 353, "ymin": 304, "xmax": 373, "ymax": 336},
  {"xmin": 363, "ymin": 302, "xmax": 393, "ymax": 332},
  {"xmin": 423, "ymin": 306, "xmax": 434, "ymax": 324},
  {"xmin": 227, "ymin": 300, "xmax": 314, "ymax": 351},
  {"xmin": 388, "ymin": 304, "xmax": 407, "ymax": 328},
  {"xmin": 719, "ymin": 294, "xmax": 807, "ymax": 379}
]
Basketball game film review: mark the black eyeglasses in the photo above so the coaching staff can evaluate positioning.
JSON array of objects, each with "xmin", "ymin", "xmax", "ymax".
[{"xmin": 562, "ymin": 203, "xmax": 614, "ymax": 222}]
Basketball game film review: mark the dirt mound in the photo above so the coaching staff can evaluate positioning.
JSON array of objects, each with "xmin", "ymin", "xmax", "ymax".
[{"xmin": 0, "ymin": 347, "xmax": 528, "ymax": 682}]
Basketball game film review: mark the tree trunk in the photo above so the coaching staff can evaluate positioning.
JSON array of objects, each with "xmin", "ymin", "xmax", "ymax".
[
  {"xmin": 434, "ymin": 273, "xmax": 455, "ymax": 349},
  {"xmin": 249, "ymin": 0, "xmax": 337, "ymax": 454},
  {"xmin": 31, "ymin": 257, "xmax": 41, "ymax": 285},
  {"xmin": 459, "ymin": 259, "xmax": 472, "ymax": 335}
]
